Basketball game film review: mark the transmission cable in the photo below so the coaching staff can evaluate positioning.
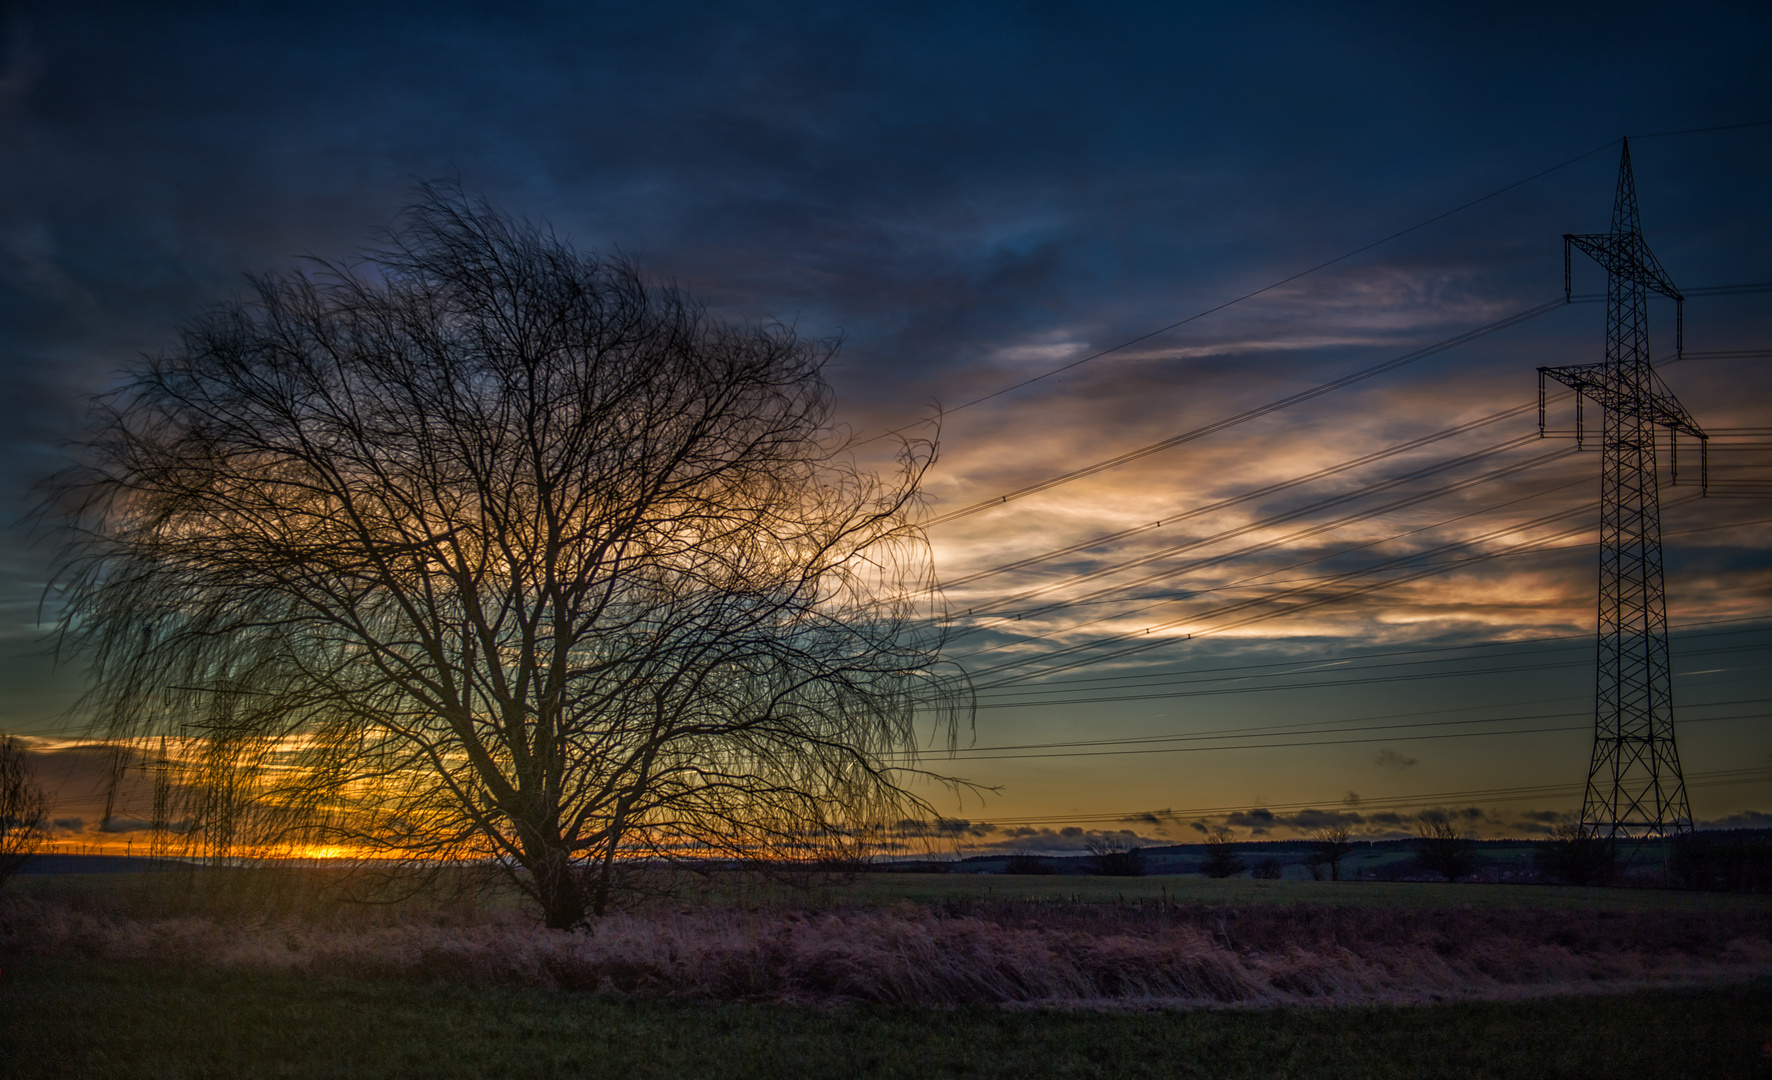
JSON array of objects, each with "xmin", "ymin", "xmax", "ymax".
[
  {"xmin": 952, "ymin": 468, "xmax": 1594, "ymax": 668},
  {"xmin": 935, "ymin": 394, "xmax": 1559, "ymax": 594},
  {"xmin": 862, "ymin": 138, "xmax": 1632, "ymax": 448}
]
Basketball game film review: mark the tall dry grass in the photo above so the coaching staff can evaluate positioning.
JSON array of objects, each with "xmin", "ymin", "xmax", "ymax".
[{"xmin": 7, "ymin": 888, "xmax": 1769, "ymax": 1007}]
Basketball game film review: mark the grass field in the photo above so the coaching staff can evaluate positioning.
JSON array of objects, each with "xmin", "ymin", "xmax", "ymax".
[
  {"xmin": 3, "ymin": 958, "xmax": 1769, "ymax": 1079},
  {"xmin": 7, "ymin": 869, "xmax": 1770, "ymax": 1078},
  {"xmin": 785, "ymin": 872, "xmax": 1772, "ymax": 913},
  {"xmin": 17, "ymin": 865, "xmax": 1771, "ymax": 916}
]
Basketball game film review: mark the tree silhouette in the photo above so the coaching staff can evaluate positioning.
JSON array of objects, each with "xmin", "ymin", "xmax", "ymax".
[
  {"xmin": 1414, "ymin": 816, "xmax": 1477, "ymax": 882},
  {"xmin": 45, "ymin": 187, "xmax": 971, "ymax": 928},
  {"xmin": 1199, "ymin": 828, "xmax": 1246, "ymax": 878},
  {"xmin": 1084, "ymin": 836, "xmax": 1145, "ymax": 876},
  {"xmin": 0, "ymin": 735, "xmax": 48, "ymax": 889},
  {"xmin": 1307, "ymin": 826, "xmax": 1355, "ymax": 881}
]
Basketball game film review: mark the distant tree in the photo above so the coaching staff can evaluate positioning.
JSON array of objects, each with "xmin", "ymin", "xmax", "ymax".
[
  {"xmin": 43, "ymin": 186, "xmax": 973, "ymax": 928},
  {"xmin": 1199, "ymin": 828, "xmax": 1246, "ymax": 878},
  {"xmin": 1002, "ymin": 851, "xmax": 1052, "ymax": 875},
  {"xmin": 1308, "ymin": 826, "xmax": 1356, "ymax": 881},
  {"xmin": 1250, "ymin": 858, "xmax": 1283, "ymax": 880},
  {"xmin": 1532, "ymin": 824, "xmax": 1617, "ymax": 886},
  {"xmin": 0, "ymin": 735, "xmax": 49, "ymax": 890},
  {"xmin": 1085, "ymin": 836, "xmax": 1146, "ymax": 877},
  {"xmin": 1414, "ymin": 816, "xmax": 1477, "ymax": 882}
]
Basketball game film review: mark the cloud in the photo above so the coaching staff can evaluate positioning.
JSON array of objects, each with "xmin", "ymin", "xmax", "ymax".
[
  {"xmin": 1374, "ymin": 749, "xmax": 1418, "ymax": 771},
  {"xmin": 49, "ymin": 816, "xmax": 83, "ymax": 834},
  {"xmin": 1699, "ymin": 810, "xmax": 1772, "ymax": 830},
  {"xmin": 1120, "ymin": 809, "xmax": 1176, "ymax": 827},
  {"xmin": 97, "ymin": 816, "xmax": 155, "ymax": 833},
  {"xmin": 891, "ymin": 818, "xmax": 997, "ymax": 839},
  {"xmin": 959, "ymin": 826, "xmax": 1169, "ymax": 854}
]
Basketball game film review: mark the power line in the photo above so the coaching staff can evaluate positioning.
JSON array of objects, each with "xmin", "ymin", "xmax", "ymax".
[
  {"xmin": 923, "ymin": 298, "xmax": 1576, "ymax": 526},
  {"xmin": 947, "ymin": 439, "xmax": 1570, "ymax": 633},
  {"xmin": 947, "ymin": 765, "xmax": 1772, "ymax": 828},
  {"xmin": 942, "ymin": 689, "xmax": 1772, "ymax": 759},
  {"xmin": 920, "ymin": 284, "xmax": 1771, "ymax": 530},
  {"xmin": 971, "ymin": 614, "xmax": 1772, "ymax": 698},
  {"xmin": 988, "ymin": 509, "xmax": 1772, "ymax": 618},
  {"xmin": 935, "ymin": 395, "xmax": 1557, "ymax": 593},
  {"xmin": 972, "ymin": 635, "xmax": 1772, "ymax": 711},
  {"xmin": 864, "ymin": 139, "xmax": 1630, "ymax": 447},
  {"xmin": 957, "ymin": 503, "xmax": 1769, "ymax": 669},
  {"xmin": 1633, "ymin": 119, "xmax": 1772, "ymax": 140},
  {"xmin": 925, "ymin": 706, "xmax": 1766, "ymax": 764},
  {"xmin": 967, "ymin": 492, "xmax": 1617, "ymax": 685}
]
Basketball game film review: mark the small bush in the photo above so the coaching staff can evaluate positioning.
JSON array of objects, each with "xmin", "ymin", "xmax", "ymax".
[{"xmin": 1251, "ymin": 859, "xmax": 1283, "ymax": 880}]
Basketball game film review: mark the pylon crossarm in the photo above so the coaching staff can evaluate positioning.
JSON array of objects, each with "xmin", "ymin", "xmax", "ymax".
[
  {"xmin": 1565, "ymin": 233, "xmax": 1684, "ymax": 302},
  {"xmin": 1539, "ymin": 364, "xmax": 1705, "ymax": 440}
]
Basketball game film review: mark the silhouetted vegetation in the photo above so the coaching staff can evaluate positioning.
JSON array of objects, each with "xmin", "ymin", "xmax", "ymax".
[
  {"xmin": 1250, "ymin": 858, "xmax": 1284, "ymax": 880},
  {"xmin": 1083, "ymin": 837, "xmax": 1145, "ymax": 877},
  {"xmin": 1413, "ymin": 817, "xmax": 1477, "ymax": 882},
  {"xmin": 1002, "ymin": 853, "xmax": 1053, "ymax": 875},
  {"xmin": 0, "ymin": 735, "xmax": 48, "ymax": 891},
  {"xmin": 1306, "ymin": 827, "xmax": 1355, "ymax": 881},
  {"xmin": 43, "ymin": 187, "xmax": 971, "ymax": 929},
  {"xmin": 1667, "ymin": 829, "xmax": 1772, "ymax": 893},
  {"xmin": 1531, "ymin": 824, "xmax": 1618, "ymax": 886},
  {"xmin": 1199, "ymin": 829, "xmax": 1246, "ymax": 878}
]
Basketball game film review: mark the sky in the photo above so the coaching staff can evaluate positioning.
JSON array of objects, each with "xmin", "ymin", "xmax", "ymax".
[{"xmin": 3, "ymin": 1, "xmax": 1771, "ymax": 854}]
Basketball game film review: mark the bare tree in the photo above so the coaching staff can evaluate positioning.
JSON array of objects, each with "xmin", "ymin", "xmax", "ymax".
[
  {"xmin": 1307, "ymin": 826, "xmax": 1355, "ymax": 881},
  {"xmin": 44, "ymin": 187, "xmax": 972, "ymax": 928},
  {"xmin": 1414, "ymin": 816, "xmax": 1477, "ymax": 883},
  {"xmin": 1199, "ymin": 827, "xmax": 1245, "ymax": 878},
  {"xmin": 1084, "ymin": 835, "xmax": 1145, "ymax": 877},
  {"xmin": 0, "ymin": 735, "xmax": 49, "ymax": 889}
]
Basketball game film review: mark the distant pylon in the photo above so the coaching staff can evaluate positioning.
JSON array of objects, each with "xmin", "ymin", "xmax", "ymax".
[{"xmin": 1538, "ymin": 138, "xmax": 1705, "ymax": 838}]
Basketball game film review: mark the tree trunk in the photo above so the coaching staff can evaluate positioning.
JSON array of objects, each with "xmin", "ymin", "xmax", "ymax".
[{"xmin": 531, "ymin": 846, "xmax": 588, "ymax": 930}]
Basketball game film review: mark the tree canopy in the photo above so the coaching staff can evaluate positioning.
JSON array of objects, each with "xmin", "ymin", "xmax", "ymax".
[{"xmin": 47, "ymin": 188, "xmax": 970, "ymax": 926}]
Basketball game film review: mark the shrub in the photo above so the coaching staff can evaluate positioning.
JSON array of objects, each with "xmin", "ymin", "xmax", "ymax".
[{"xmin": 1251, "ymin": 859, "xmax": 1284, "ymax": 880}]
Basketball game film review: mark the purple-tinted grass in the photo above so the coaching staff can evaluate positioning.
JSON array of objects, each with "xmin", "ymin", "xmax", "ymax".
[{"xmin": 7, "ymin": 897, "xmax": 1769, "ymax": 1007}]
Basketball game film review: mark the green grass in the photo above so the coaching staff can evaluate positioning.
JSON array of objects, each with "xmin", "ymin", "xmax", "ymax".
[{"xmin": 3, "ymin": 957, "xmax": 1768, "ymax": 1079}]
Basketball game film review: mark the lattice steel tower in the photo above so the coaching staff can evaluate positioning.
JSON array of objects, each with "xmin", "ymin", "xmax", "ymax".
[{"xmin": 1538, "ymin": 137, "xmax": 1705, "ymax": 838}]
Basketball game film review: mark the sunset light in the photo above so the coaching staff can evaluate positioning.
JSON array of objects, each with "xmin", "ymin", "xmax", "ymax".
[{"xmin": 2, "ymin": 5, "xmax": 1769, "ymax": 1075}]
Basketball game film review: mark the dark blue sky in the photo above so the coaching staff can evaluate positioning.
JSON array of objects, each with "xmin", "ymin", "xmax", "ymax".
[{"xmin": 5, "ymin": 2, "xmax": 1771, "ymax": 846}]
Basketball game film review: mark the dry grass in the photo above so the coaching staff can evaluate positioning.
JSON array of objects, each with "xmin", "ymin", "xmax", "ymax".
[{"xmin": 5, "ymin": 889, "xmax": 1768, "ymax": 1008}]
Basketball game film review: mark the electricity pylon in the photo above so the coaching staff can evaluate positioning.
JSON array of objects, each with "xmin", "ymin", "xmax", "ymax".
[{"xmin": 1538, "ymin": 137, "xmax": 1705, "ymax": 838}]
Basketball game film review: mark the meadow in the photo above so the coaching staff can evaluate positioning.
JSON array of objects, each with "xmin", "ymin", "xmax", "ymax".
[{"xmin": 4, "ymin": 867, "xmax": 1770, "ymax": 1078}]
